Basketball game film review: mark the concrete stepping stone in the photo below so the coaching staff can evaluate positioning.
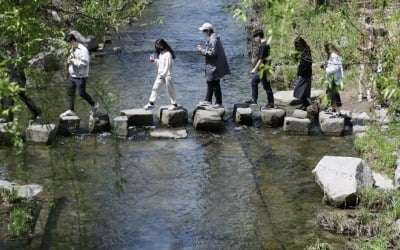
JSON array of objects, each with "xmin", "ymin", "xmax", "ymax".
[
  {"xmin": 193, "ymin": 109, "xmax": 222, "ymax": 132},
  {"xmin": 89, "ymin": 111, "xmax": 111, "ymax": 133},
  {"xmin": 113, "ymin": 116, "xmax": 128, "ymax": 137},
  {"xmin": 261, "ymin": 108, "xmax": 286, "ymax": 127},
  {"xmin": 26, "ymin": 122, "xmax": 56, "ymax": 144},
  {"xmin": 319, "ymin": 111, "xmax": 344, "ymax": 136},
  {"xmin": 283, "ymin": 117, "xmax": 310, "ymax": 135},
  {"xmin": 58, "ymin": 115, "xmax": 80, "ymax": 136},
  {"xmin": 274, "ymin": 89, "xmax": 325, "ymax": 105},
  {"xmin": 120, "ymin": 108, "xmax": 153, "ymax": 126},
  {"xmin": 292, "ymin": 109, "xmax": 308, "ymax": 119},
  {"xmin": 157, "ymin": 106, "xmax": 188, "ymax": 127},
  {"xmin": 233, "ymin": 103, "xmax": 252, "ymax": 126}
]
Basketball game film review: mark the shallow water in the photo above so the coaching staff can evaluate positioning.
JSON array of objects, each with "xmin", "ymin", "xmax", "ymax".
[{"xmin": 0, "ymin": 0, "xmax": 357, "ymax": 249}]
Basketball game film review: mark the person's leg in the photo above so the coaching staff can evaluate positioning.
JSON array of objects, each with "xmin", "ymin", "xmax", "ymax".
[
  {"xmin": 205, "ymin": 80, "xmax": 214, "ymax": 103},
  {"xmin": 213, "ymin": 79, "xmax": 222, "ymax": 105},
  {"xmin": 165, "ymin": 76, "xmax": 177, "ymax": 105},
  {"xmin": 67, "ymin": 77, "xmax": 77, "ymax": 111},
  {"xmin": 18, "ymin": 91, "xmax": 41, "ymax": 118},
  {"xmin": 76, "ymin": 78, "xmax": 95, "ymax": 107},
  {"xmin": 251, "ymin": 74, "xmax": 260, "ymax": 102},
  {"xmin": 149, "ymin": 78, "xmax": 164, "ymax": 104},
  {"xmin": 261, "ymin": 74, "xmax": 274, "ymax": 106}
]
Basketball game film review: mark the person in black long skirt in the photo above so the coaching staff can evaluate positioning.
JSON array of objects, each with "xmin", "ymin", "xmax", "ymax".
[{"xmin": 293, "ymin": 36, "xmax": 312, "ymax": 111}]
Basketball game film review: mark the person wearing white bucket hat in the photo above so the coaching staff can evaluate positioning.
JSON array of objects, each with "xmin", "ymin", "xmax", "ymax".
[{"xmin": 197, "ymin": 22, "xmax": 230, "ymax": 108}]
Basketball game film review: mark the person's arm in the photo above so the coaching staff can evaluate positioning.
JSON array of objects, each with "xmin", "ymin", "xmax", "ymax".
[
  {"xmin": 251, "ymin": 59, "xmax": 262, "ymax": 74},
  {"xmin": 252, "ymin": 44, "xmax": 268, "ymax": 73},
  {"xmin": 201, "ymin": 37, "xmax": 218, "ymax": 57},
  {"xmin": 70, "ymin": 46, "xmax": 89, "ymax": 67}
]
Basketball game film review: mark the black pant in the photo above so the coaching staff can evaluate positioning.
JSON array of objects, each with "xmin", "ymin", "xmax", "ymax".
[
  {"xmin": 205, "ymin": 79, "xmax": 222, "ymax": 105},
  {"xmin": 251, "ymin": 73, "xmax": 274, "ymax": 104},
  {"xmin": 67, "ymin": 77, "xmax": 95, "ymax": 110},
  {"xmin": 1, "ymin": 91, "xmax": 41, "ymax": 121}
]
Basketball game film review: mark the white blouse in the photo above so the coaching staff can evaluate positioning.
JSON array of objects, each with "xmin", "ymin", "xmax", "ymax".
[{"xmin": 154, "ymin": 51, "xmax": 174, "ymax": 78}]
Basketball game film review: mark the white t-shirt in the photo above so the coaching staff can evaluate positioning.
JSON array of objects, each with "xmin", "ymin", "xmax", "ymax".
[
  {"xmin": 68, "ymin": 43, "xmax": 90, "ymax": 78},
  {"xmin": 154, "ymin": 51, "xmax": 174, "ymax": 78},
  {"xmin": 326, "ymin": 52, "xmax": 344, "ymax": 85}
]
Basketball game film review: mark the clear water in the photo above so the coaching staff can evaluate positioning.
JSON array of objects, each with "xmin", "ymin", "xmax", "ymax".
[{"xmin": 0, "ymin": 0, "xmax": 357, "ymax": 249}]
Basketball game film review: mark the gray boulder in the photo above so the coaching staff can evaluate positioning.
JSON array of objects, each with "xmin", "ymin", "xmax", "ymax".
[
  {"xmin": 157, "ymin": 106, "xmax": 188, "ymax": 127},
  {"xmin": 89, "ymin": 112, "xmax": 111, "ymax": 133},
  {"xmin": 292, "ymin": 109, "xmax": 308, "ymax": 119},
  {"xmin": 372, "ymin": 171, "xmax": 394, "ymax": 190},
  {"xmin": 193, "ymin": 110, "xmax": 222, "ymax": 132},
  {"xmin": 58, "ymin": 115, "xmax": 80, "ymax": 136},
  {"xmin": 320, "ymin": 118, "xmax": 345, "ymax": 136},
  {"xmin": 26, "ymin": 123, "xmax": 56, "ymax": 144},
  {"xmin": 120, "ymin": 108, "xmax": 153, "ymax": 126},
  {"xmin": 261, "ymin": 108, "xmax": 286, "ymax": 127},
  {"xmin": 235, "ymin": 108, "xmax": 253, "ymax": 126},
  {"xmin": 113, "ymin": 116, "xmax": 128, "ymax": 137},
  {"xmin": 283, "ymin": 117, "xmax": 310, "ymax": 135},
  {"xmin": 312, "ymin": 156, "xmax": 375, "ymax": 207}
]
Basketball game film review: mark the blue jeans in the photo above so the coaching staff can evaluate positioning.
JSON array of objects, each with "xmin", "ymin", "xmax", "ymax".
[
  {"xmin": 67, "ymin": 77, "xmax": 95, "ymax": 110},
  {"xmin": 251, "ymin": 73, "xmax": 274, "ymax": 104}
]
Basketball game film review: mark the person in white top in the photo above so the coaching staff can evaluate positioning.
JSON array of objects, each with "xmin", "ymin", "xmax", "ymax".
[
  {"xmin": 144, "ymin": 39, "xmax": 178, "ymax": 110},
  {"xmin": 60, "ymin": 33, "xmax": 98, "ymax": 117},
  {"xmin": 322, "ymin": 42, "xmax": 344, "ymax": 114}
]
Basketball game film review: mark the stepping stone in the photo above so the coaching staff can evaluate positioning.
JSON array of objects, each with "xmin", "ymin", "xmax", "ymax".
[
  {"xmin": 283, "ymin": 117, "xmax": 310, "ymax": 135},
  {"xmin": 193, "ymin": 104, "xmax": 225, "ymax": 118},
  {"xmin": 89, "ymin": 112, "xmax": 111, "ymax": 133},
  {"xmin": 274, "ymin": 89, "xmax": 325, "ymax": 105},
  {"xmin": 261, "ymin": 108, "xmax": 286, "ymax": 127},
  {"xmin": 235, "ymin": 107, "xmax": 252, "ymax": 126},
  {"xmin": 352, "ymin": 125, "xmax": 368, "ymax": 134},
  {"xmin": 292, "ymin": 109, "xmax": 308, "ymax": 119},
  {"xmin": 58, "ymin": 115, "xmax": 80, "ymax": 136},
  {"xmin": 113, "ymin": 116, "xmax": 128, "ymax": 137},
  {"xmin": 150, "ymin": 129, "xmax": 188, "ymax": 139},
  {"xmin": 193, "ymin": 109, "xmax": 222, "ymax": 132},
  {"xmin": 26, "ymin": 123, "xmax": 57, "ymax": 144},
  {"xmin": 157, "ymin": 106, "xmax": 188, "ymax": 127},
  {"xmin": 320, "ymin": 117, "xmax": 344, "ymax": 136},
  {"xmin": 120, "ymin": 108, "xmax": 153, "ymax": 126},
  {"xmin": 351, "ymin": 112, "xmax": 370, "ymax": 126}
]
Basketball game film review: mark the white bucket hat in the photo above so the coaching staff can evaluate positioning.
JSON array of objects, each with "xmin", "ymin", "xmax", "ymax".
[{"xmin": 198, "ymin": 22, "xmax": 214, "ymax": 31}]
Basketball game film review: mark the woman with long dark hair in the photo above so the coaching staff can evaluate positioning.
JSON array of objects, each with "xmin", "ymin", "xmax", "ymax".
[
  {"xmin": 293, "ymin": 36, "xmax": 313, "ymax": 111},
  {"xmin": 144, "ymin": 39, "xmax": 178, "ymax": 110}
]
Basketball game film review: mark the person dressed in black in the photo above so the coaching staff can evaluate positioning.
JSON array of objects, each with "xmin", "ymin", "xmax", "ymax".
[
  {"xmin": 245, "ymin": 29, "xmax": 274, "ymax": 109},
  {"xmin": 293, "ymin": 36, "xmax": 312, "ymax": 111},
  {"xmin": 0, "ymin": 42, "xmax": 42, "ymax": 122}
]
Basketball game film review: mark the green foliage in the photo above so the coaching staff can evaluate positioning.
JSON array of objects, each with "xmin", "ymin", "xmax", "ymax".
[
  {"xmin": 0, "ymin": 188, "xmax": 18, "ymax": 203},
  {"xmin": 8, "ymin": 206, "xmax": 32, "ymax": 237},
  {"xmin": 354, "ymin": 124, "xmax": 399, "ymax": 176},
  {"xmin": 306, "ymin": 238, "xmax": 332, "ymax": 250}
]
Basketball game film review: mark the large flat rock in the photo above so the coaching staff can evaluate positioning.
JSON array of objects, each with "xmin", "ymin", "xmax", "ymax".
[
  {"xmin": 149, "ymin": 129, "xmax": 188, "ymax": 139},
  {"xmin": 193, "ymin": 109, "xmax": 222, "ymax": 132},
  {"xmin": 274, "ymin": 89, "xmax": 325, "ymax": 105},
  {"xmin": 157, "ymin": 106, "xmax": 188, "ymax": 127},
  {"xmin": 312, "ymin": 156, "xmax": 374, "ymax": 207}
]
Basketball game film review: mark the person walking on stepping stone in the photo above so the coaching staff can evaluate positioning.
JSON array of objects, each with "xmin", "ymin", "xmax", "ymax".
[
  {"xmin": 60, "ymin": 33, "xmax": 98, "ymax": 117},
  {"xmin": 293, "ymin": 36, "xmax": 312, "ymax": 111},
  {"xmin": 245, "ymin": 29, "xmax": 274, "ymax": 109},
  {"xmin": 197, "ymin": 22, "xmax": 230, "ymax": 108},
  {"xmin": 144, "ymin": 39, "xmax": 179, "ymax": 111}
]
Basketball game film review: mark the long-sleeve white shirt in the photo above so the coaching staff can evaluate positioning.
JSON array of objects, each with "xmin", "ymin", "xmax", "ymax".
[
  {"xmin": 154, "ymin": 51, "xmax": 173, "ymax": 78},
  {"xmin": 326, "ymin": 52, "xmax": 344, "ymax": 85},
  {"xmin": 68, "ymin": 43, "xmax": 90, "ymax": 78}
]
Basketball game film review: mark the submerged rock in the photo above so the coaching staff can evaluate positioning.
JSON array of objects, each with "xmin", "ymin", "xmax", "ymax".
[
  {"xmin": 312, "ymin": 156, "xmax": 375, "ymax": 207},
  {"xmin": 149, "ymin": 129, "xmax": 187, "ymax": 139}
]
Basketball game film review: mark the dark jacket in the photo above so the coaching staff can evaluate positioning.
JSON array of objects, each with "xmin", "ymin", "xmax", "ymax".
[
  {"xmin": 202, "ymin": 33, "xmax": 231, "ymax": 81},
  {"xmin": 297, "ymin": 52, "xmax": 312, "ymax": 78}
]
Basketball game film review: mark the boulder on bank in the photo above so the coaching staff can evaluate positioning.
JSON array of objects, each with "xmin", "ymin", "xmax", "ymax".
[
  {"xmin": 157, "ymin": 106, "xmax": 188, "ymax": 127},
  {"xmin": 312, "ymin": 156, "xmax": 375, "ymax": 207}
]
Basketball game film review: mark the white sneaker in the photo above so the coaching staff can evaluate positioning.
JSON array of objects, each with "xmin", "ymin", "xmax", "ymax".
[
  {"xmin": 199, "ymin": 101, "xmax": 211, "ymax": 106},
  {"xmin": 143, "ymin": 103, "xmax": 154, "ymax": 110},
  {"xmin": 60, "ymin": 110, "xmax": 76, "ymax": 117},
  {"xmin": 168, "ymin": 104, "xmax": 178, "ymax": 110}
]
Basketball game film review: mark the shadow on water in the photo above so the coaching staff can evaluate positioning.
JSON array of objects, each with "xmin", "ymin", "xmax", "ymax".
[{"xmin": 0, "ymin": 0, "xmax": 359, "ymax": 249}]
